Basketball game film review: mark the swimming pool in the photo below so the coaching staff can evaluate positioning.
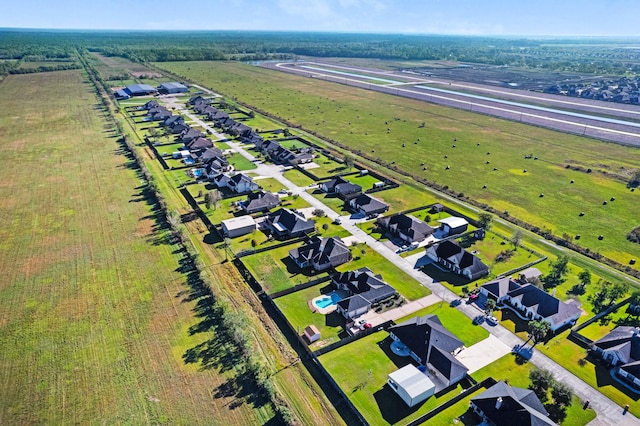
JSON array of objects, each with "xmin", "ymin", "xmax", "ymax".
[{"xmin": 313, "ymin": 292, "xmax": 342, "ymax": 309}]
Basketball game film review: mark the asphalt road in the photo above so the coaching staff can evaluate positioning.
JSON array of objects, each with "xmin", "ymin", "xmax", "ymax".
[{"xmin": 262, "ymin": 61, "xmax": 640, "ymax": 147}]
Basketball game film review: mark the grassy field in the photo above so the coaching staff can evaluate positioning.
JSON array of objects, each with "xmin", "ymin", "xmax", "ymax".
[
  {"xmin": 156, "ymin": 61, "xmax": 640, "ymax": 270},
  {"xmin": 0, "ymin": 70, "xmax": 272, "ymax": 424}
]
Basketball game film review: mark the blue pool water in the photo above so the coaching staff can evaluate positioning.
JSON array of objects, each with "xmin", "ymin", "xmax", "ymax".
[
  {"xmin": 314, "ymin": 292, "xmax": 342, "ymax": 309},
  {"xmin": 184, "ymin": 157, "xmax": 195, "ymax": 165},
  {"xmin": 192, "ymin": 169, "xmax": 204, "ymax": 177}
]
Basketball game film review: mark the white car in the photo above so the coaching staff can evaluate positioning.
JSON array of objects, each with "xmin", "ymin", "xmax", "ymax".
[{"xmin": 486, "ymin": 316, "xmax": 498, "ymax": 325}]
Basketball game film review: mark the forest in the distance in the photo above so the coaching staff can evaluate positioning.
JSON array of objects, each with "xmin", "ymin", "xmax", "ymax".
[{"xmin": 1, "ymin": 29, "xmax": 640, "ymax": 76}]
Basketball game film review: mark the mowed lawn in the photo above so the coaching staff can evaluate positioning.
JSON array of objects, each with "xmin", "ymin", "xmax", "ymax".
[
  {"xmin": 0, "ymin": 71, "xmax": 267, "ymax": 425},
  {"xmin": 156, "ymin": 61, "xmax": 640, "ymax": 270}
]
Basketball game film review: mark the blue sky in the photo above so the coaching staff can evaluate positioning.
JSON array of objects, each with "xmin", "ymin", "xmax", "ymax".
[{"xmin": 3, "ymin": 0, "xmax": 640, "ymax": 36}]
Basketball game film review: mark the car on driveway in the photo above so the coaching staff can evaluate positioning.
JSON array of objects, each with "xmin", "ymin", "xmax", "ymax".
[{"xmin": 486, "ymin": 316, "xmax": 498, "ymax": 325}]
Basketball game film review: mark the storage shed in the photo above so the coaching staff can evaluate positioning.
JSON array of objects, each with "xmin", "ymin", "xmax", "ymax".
[
  {"xmin": 303, "ymin": 325, "xmax": 321, "ymax": 343},
  {"xmin": 387, "ymin": 364, "xmax": 435, "ymax": 407},
  {"xmin": 221, "ymin": 215, "xmax": 256, "ymax": 238},
  {"xmin": 437, "ymin": 216, "xmax": 469, "ymax": 236}
]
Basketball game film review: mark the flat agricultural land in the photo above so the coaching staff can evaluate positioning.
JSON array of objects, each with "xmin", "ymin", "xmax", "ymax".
[
  {"xmin": 0, "ymin": 71, "xmax": 269, "ymax": 425},
  {"xmin": 156, "ymin": 61, "xmax": 640, "ymax": 270}
]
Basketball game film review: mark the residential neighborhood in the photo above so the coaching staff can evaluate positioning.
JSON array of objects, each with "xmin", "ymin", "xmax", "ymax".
[{"xmin": 113, "ymin": 77, "xmax": 638, "ymax": 426}]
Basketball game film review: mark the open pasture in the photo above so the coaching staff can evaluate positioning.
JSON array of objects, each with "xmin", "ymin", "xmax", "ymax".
[
  {"xmin": 0, "ymin": 70, "xmax": 275, "ymax": 424},
  {"xmin": 156, "ymin": 61, "xmax": 640, "ymax": 270}
]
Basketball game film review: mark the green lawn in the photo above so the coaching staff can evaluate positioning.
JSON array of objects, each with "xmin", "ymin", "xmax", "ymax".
[
  {"xmin": 319, "ymin": 331, "xmax": 472, "ymax": 426},
  {"xmin": 395, "ymin": 304, "xmax": 488, "ymax": 348},
  {"xmin": 273, "ymin": 284, "xmax": 345, "ymax": 348},
  {"xmin": 283, "ymin": 169, "xmax": 316, "ymax": 187},
  {"xmin": 228, "ymin": 152, "xmax": 257, "ymax": 171},
  {"xmin": 0, "ymin": 70, "xmax": 269, "ymax": 424},
  {"xmin": 155, "ymin": 60, "xmax": 640, "ymax": 270}
]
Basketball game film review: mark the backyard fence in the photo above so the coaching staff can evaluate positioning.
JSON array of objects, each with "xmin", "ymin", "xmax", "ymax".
[
  {"xmin": 313, "ymin": 320, "xmax": 395, "ymax": 357},
  {"xmin": 570, "ymin": 296, "xmax": 632, "ymax": 348},
  {"xmin": 404, "ymin": 377, "xmax": 497, "ymax": 426},
  {"xmin": 270, "ymin": 275, "xmax": 332, "ymax": 299}
]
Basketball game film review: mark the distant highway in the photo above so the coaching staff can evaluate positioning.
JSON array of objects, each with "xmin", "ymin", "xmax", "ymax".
[{"xmin": 262, "ymin": 61, "xmax": 640, "ymax": 147}]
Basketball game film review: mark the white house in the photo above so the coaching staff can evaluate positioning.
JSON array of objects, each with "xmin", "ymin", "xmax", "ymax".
[
  {"xmin": 387, "ymin": 364, "xmax": 435, "ymax": 407},
  {"xmin": 481, "ymin": 278, "xmax": 581, "ymax": 332},
  {"xmin": 425, "ymin": 240, "xmax": 489, "ymax": 281}
]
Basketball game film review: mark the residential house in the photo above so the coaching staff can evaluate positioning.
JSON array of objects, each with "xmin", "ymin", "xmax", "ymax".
[
  {"xmin": 349, "ymin": 194, "xmax": 389, "ymax": 217},
  {"xmin": 197, "ymin": 147, "xmax": 225, "ymax": 164},
  {"xmin": 229, "ymin": 123, "xmax": 253, "ymax": 137},
  {"xmin": 179, "ymin": 127, "xmax": 204, "ymax": 143},
  {"xmin": 470, "ymin": 381, "xmax": 556, "ymax": 426},
  {"xmin": 592, "ymin": 327, "xmax": 640, "ymax": 390},
  {"xmin": 480, "ymin": 278, "xmax": 581, "ymax": 332},
  {"xmin": 377, "ymin": 214, "xmax": 434, "ymax": 244},
  {"xmin": 240, "ymin": 191, "xmax": 281, "ymax": 214},
  {"xmin": 437, "ymin": 216, "xmax": 469, "ymax": 236},
  {"xmin": 163, "ymin": 115, "xmax": 184, "ymax": 128},
  {"xmin": 388, "ymin": 314, "xmax": 468, "ymax": 389},
  {"xmin": 288, "ymin": 237, "xmax": 351, "ymax": 271},
  {"xmin": 221, "ymin": 215, "xmax": 256, "ymax": 238},
  {"xmin": 240, "ymin": 132, "xmax": 263, "ymax": 145},
  {"xmin": 319, "ymin": 176, "xmax": 362, "ymax": 198},
  {"xmin": 208, "ymin": 110, "xmax": 230, "ymax": 122},
  {"xmin": 264, "ymin": 208, "xmax": 316, "ymax": 239},
  {"xmin": 188, "ymin": 95, "xmax": 206, "ymax": 105},
  {"xmin": 425, "ymin": 240, "xmax": 489, "ymax": 281},
  {"xmin": 333, "ymin": 267, "xmax": 396, "ymax": 319},
  {"xmin": 142, "ymin": 100, "xmax": 159, "ymax": 110},
  {"xmin": 185, "ymin": 137, "xmax": 214, "ymax": 152},
  {"xmin": 214, "ymin": 173, "xmax": 259, "ymax": 194}
]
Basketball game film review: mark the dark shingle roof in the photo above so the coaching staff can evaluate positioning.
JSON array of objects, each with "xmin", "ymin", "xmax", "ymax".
[
  {"xmin": 389, "ymin": 314, "xmax": 464, "ymax": 365},
  {"xmin": 242, "ymin": 191, "xmax": 280, "ymax": 213},
  {"xmin": 266, "ymin": 208, "xmax": 316, "ymax": 236},
  {"xmin": 507, "ymin": 284, "xmax": 582, "ymax": 326},
  {"xmin": 338, "ymin": 294, "xmax": 370, "ymax": 312},
  {"xmin": 378, "ymin": 214, "xmax": 433, "ymax": 242},
  {"xmin": 482, "ymin": 277, "xmax": 521, "ymax": 299},
  {"xmin": 471, "ymin": 381, "xmax": 555, "ymax": 426},
  {"xmin": 289, "ymin": 237, "xmax": 351, "ymax": 269},
  {"xmin": 594, "ymin": 327, "xmax": 640, "ymax": 365},
  {"xmin": 351, "ymin": 194, "xmax": 389, "ymax": 215}
]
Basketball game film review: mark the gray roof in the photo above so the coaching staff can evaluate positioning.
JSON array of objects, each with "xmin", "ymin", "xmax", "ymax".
[
  {"xmin": 289, "ymin": 237, "xmax": 351, "ymax": 269},
  {"xmin": 266, "ymin": 208, "xmax": 316, "ymax": 237},
  {"xmin": 351, "ymin": 194, "xmax": 389, "ymax": 215},
  {"xmin": 241, "ymin": 191, "xmax": 280, "ymax": 213},
  {"xmin": 159, "ymin": 82, "xmax": 188, "ymax": 91},
  {"xmin": 594, "ymin": 327, "xmax": 640, "ymax": 365},
  {"xmin": 507, "ymin": 284, "xmax": 582, "ymax": 326},
  {"xmin": 337, "ymin": 294, "xmax": 370, "ymax": 313},
  {"xmin": 471, "ymin": 381, "xmax": 555, "ymax": 426},
  {"xmin": 377, "ymin": 214, "xmax": 434, "ymax": 242},
  {"xmin": 124, "ymin": 84, "xmax": 156, "ymax": 95},
  {"xmin": 481, "ymin": 277, "xmax": 522, "ymax": 299},
  {"xmin": 333, "ymin": 267, "xmax": 396, "ymax": 304},
  {"xmin": 389, "ymin": 314, "xmax": 465, "ymax": 369}
]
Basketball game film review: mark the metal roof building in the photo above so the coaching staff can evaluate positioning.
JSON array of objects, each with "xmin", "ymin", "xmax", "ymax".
[
  {"xmin": 159, "ymin": 82, "xmax": 189, "ymax": 94},
  {"xmin": 124, "ymin": 84, "xmax": 157, "ymax": 96}
]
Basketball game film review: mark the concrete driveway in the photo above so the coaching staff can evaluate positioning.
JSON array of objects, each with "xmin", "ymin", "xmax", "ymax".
[{"xmin": 456, "ymin": 334, "xmax": 512, "ymax": 374}]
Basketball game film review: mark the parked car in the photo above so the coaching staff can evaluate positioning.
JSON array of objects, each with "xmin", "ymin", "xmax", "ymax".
[
  {"xmin": 486, "ymin": 316, "xmax": 498, "ymax": 325},
  {"xmin": 473, "ymin": 315, "xmax": 485, "ymax": 325},
  {"xmin": 332, "ymin": 218, "xmax": 342, "ymax": 225}
]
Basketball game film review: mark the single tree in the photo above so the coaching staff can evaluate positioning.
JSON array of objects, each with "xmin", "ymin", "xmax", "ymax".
[
  {"xmin": 204, "ymin": 189, "xmax": 222, "ymax": 210},
  {"xmin": 321, "ymin": 223, "xmax": 329, "ymax": 232},
  {"xmin": 343, "ymin": 154, "xmax": 355, "ymax": 171},
  {"xmin": 529, "ymin": 368, "xmax": 555, "ymax": 400},
  {"xmin": 551, "ymin": 381, "xmax": 573, "ymax": 408},
  {"xmin": 478, "ymin": 213, "xmax": 493, "ymax": 230},
  {"xmin": 607, "ymin": 281, "xmax": 629, "ymax": 305},
  {"xmin": 510, "ymin": 230, "xmax": 523, "ymax": 250},
  {"xmin": 578, "ymin": 269, "xmax": 592, "ymax": 290},
  {"xmin": 525, "ymin": 320, "xmax": 551, "ymax": 347},
  {"xmin": 485, "ymin": 299, "xmax": 496, "ymax": 316}
]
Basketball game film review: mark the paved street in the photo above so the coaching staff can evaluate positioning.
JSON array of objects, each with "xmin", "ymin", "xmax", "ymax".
[{"xmin": 171, "ymin": 99, "xmax": 639, "ymax": 425}]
